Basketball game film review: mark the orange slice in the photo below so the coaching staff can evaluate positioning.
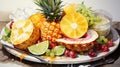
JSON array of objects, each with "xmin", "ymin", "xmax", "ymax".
[
  {"xmin": 60, "ymin": 12, "xmax": 88, "ymax": 38},
  {"xmin": 64, "ymin": 4, "xmax": 77, "ymax": 14},
  {"xmin": 29, "ymin": 13, "xmax": 45, "ymax": 28},
  {"xmin": 10, "ymin": 20, "xmax": 34, "ymax": 44}
]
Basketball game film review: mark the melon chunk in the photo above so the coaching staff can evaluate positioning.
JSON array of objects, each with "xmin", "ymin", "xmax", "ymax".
[{"xmin": 56, "ymin": 29, "xmax": 98, "ymax": 44}]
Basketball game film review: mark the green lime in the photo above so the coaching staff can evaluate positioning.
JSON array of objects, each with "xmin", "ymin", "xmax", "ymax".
[
  {"xmin": 28, "ymin": 41, "xmax": 49, "ymax": 55},
  {"xmin": 52, "ymin": 45, "xmax": 65, "ymax": 56}
]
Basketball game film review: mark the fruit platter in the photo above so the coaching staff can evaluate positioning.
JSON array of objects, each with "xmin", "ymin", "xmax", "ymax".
[{"xmin": 0, "ymin": 0, "xmax": 120, "ymax": 64}]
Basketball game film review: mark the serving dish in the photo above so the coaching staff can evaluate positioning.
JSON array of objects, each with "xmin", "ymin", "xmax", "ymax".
[{"xmin": 0, "ymin": 22, "xmax": 119, "ymax": 64}]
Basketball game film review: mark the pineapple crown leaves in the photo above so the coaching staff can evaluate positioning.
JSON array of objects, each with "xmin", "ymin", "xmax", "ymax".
[{"xmin": 34, "ymin": 0, "xmax": 63, "ymax": 22}]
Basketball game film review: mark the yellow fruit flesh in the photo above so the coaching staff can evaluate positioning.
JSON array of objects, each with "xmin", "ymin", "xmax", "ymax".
[
  {"xmin": 10, "ymin": 20, "xmax": 40, "ymax": 50},
  {"xmin": 60, "ymin": 12, "xmax": 88, "ymax": 38},
  {"xmin": 11, "ymin": 20, "xmax": 33, "ymax": 44},
  {"xmin": 64, "ymin": 4, "xmax": 77, "ymax": 14}
]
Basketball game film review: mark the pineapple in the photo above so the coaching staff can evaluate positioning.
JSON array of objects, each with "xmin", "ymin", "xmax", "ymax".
[
  {"xmin": 34, "ymin": 0, "xmax": 63, "ymax": 42},
  {"xmin": 29, "ymin": 13, "xmax": 46, "ymax": 29},
  {"xmin": 10, "ymin": 20, "xmax": 40, "ymax": 50}
]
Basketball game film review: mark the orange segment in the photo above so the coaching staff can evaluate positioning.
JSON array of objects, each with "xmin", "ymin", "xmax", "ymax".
[
  {"xmin": 60, "ymin": 12, "xmax": 88, "ymax": 38},
  {"xmin": 10, "ymin": 20, "xmax": 34, "ymax": 44},
  {"xmin": 29, "ymin": 13, "xmax": 46, "ymax": 28}
]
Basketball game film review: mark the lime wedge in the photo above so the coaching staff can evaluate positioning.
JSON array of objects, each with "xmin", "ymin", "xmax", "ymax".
[
  {"xmin": 28, "ymin": 41, "xmax": 49, "ymax": 55},
  {"xmin": 52, "ymin": 45, "xmax": 65, "ymax": 56}
]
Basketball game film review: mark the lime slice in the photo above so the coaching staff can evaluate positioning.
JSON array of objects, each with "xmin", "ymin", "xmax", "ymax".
[
  {"xmin": 52, "ymin": 45, "xmax": 65, "ymax": 56},
  {"xmin": 28, "ymin": 41, "xmax": 49, "ymax": 55}
]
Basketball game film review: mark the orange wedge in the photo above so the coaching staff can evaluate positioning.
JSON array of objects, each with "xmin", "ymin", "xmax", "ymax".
[
  {"xmin": 29, "ymin": 13, "xmax": 45, "ymax": 29},
  {"xmin": 60, "ymin": 12, "xmax": 88, "ymax": 38},
  {"xmin": 10, "ymin": 20, "xmax": 34, "ymax": 44}
]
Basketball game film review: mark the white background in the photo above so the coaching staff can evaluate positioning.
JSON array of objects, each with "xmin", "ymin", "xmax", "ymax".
[
  {"xmin": 0, "ymin": 0, "xmax": 120, "ymax": 67},
  {"xmin": 0, "ymin": 0, "xmax": 120, "ymax": 21}
]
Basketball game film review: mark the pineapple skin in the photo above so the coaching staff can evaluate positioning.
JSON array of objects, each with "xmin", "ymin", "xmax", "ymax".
[
  {"xmin": 63, "ymin": 43, "xmax": 94, "ymax": 52},
  {"xmin": 34, "ymin": 0, "xmax": 63, "ymax": 42},
  {"xmin": 40, "ymin": 22, "xmax": 62, "ymax": 42},
  {"xmin": 14, "ymin": 26, "xmax": 40, "ymax": 50},
  {"xmin": 29, "ymin": 13, "xmax": 46, "ymax": 29}
]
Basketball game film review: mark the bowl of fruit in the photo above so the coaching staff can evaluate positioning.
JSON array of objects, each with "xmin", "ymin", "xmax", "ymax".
[
  {"xmin": 0, "ymin": 0, "xmax": 119, "ymax": 64},
  {"xmin": 91, "ymin": 10, "xmax": 112, "ymax": 36}
]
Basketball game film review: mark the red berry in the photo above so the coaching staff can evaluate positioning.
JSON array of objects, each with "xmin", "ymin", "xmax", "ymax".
[
  {"xmin": 108, "ymin": 40, "xmax": 114, "ymax": 47},
  {"xmin": 64, "ymin": 50, "xmax": 70, "ymax": 57},
  {"xmin": 101, "ymin": 45, "xmax": 109, "ymax": 52},
  {"xmin": 10, "ymin": 21, "xmax": 14, "ymax": 29},
  {"xmin": 49, "ymin": 41, "xmax": 57, "ymax": 48},
  {"xmin": 88, "ymin": 51, "xmax": 97, "ymax": 57},
  {"xmin": 69, "ymin": 51, "xmax": 77, "ymax": 58}
]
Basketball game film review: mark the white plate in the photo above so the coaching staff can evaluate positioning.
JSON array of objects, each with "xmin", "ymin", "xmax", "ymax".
[{"xmin": 0, "ymin": 22, "xmax": 119, "ymax": 64}]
